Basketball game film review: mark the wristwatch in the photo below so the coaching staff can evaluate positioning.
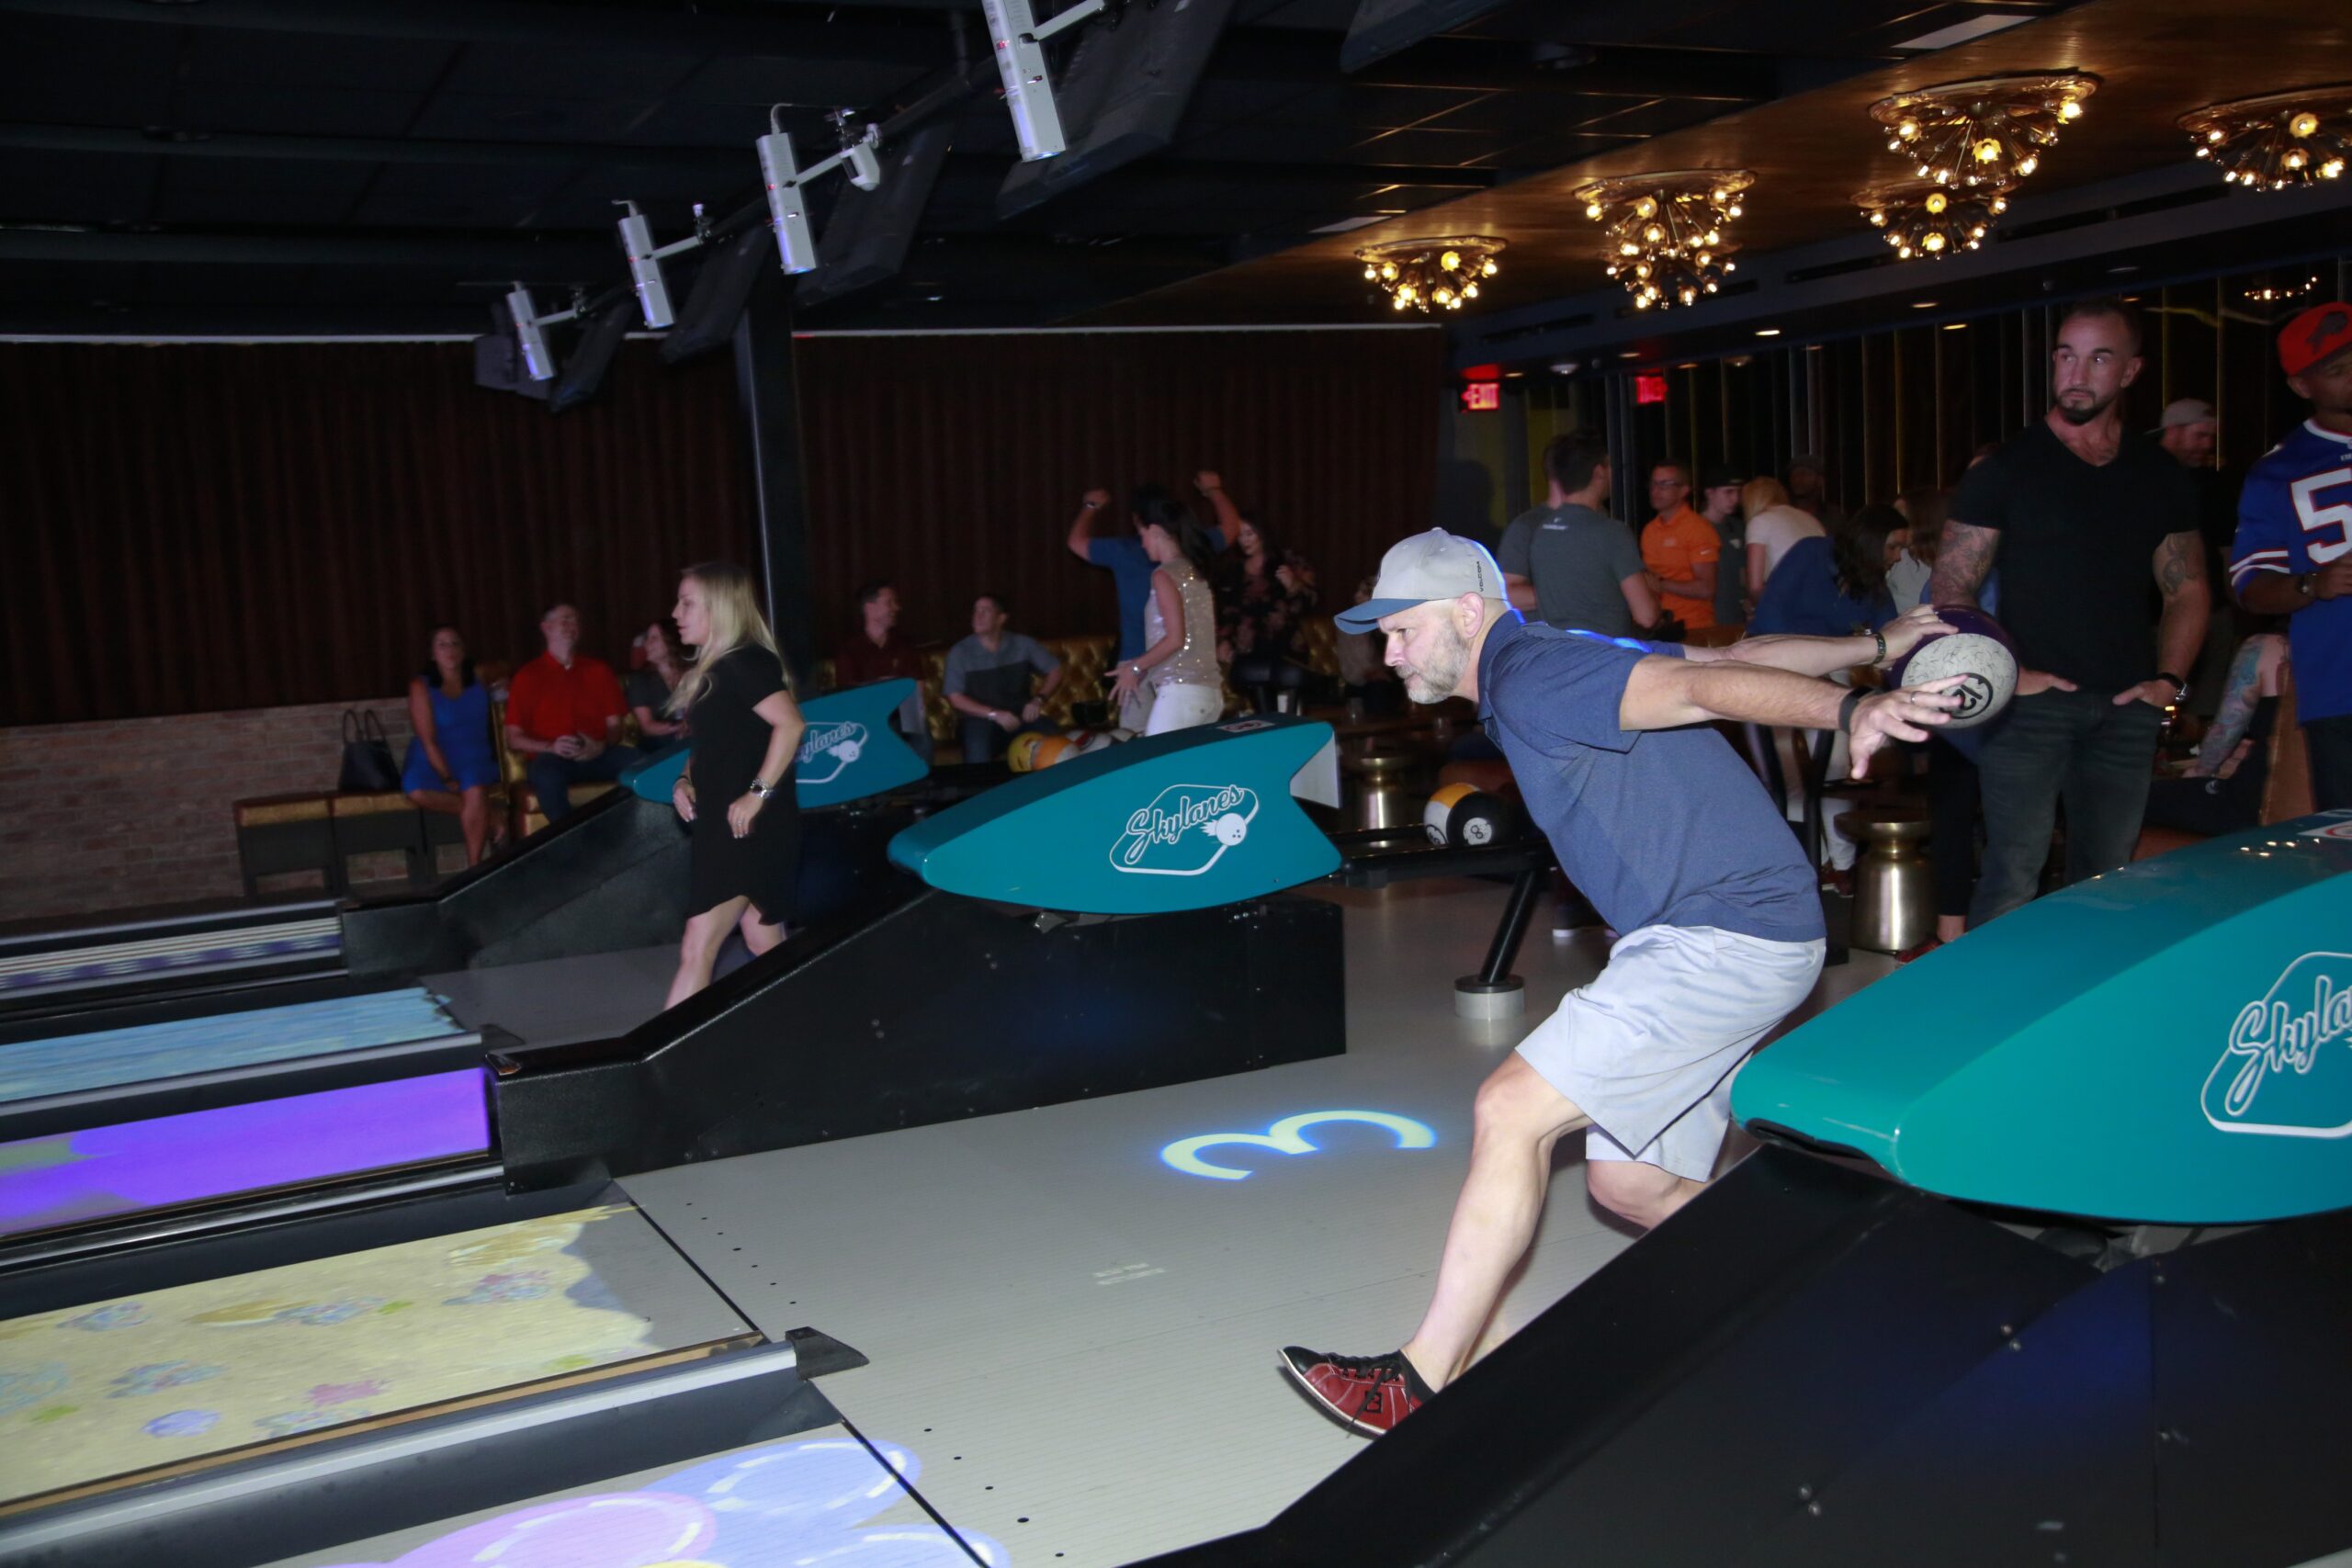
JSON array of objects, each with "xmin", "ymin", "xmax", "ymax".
[
  {"xmin": 747, "ymin": 778, "xmax": 775, "ymax": 800},
  {"xmin": 2155, "ymin": 671, "xmax": 2189, "ymax": 705}
]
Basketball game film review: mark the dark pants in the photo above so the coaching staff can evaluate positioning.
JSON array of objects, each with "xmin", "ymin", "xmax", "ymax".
[
  {"xmin": 1970, "ymin": 689, "xmax": 2163, "ymax": 929},
  {"xmin": 2309, "ymin": 713, "xmax": 2352, "ymax": 812},
  {"xmin": 960, "ymin": 716, "xmax": 1052, "ymax": 764},
  {"xmin": 1233, "ymin": 652, "xmax": 1308, "ymax": 714},
  {"xmin": 2143, "ymin": 772, "xmax": 2262, "ymax": 838},
  {"xmin": 1926, "ymin": 737, "xmax": 1981, "ymax": 920},
  {"xmin": 527, "ymin": 745, "xmax": 640, "ymax": 823}
]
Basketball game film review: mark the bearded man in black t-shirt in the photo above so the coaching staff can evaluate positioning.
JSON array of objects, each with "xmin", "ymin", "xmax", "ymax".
[{"xmin": 1929, "ymin": 298, "xmax": 2209, "ymax": 927}]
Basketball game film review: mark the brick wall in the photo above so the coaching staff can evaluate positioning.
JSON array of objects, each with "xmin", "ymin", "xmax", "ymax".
[{"xmin": 0, "ymin": 697, "xmax": 415, "ymax": 923}]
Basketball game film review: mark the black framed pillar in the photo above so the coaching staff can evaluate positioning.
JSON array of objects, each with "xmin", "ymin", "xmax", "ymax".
[
  {"xmin": 731, "ymin": 272, "xmax": 817, "ymax": 682},
  {"xmin": 1604, "ymin": 373, "xmax": 1638, "ymax": 523}
]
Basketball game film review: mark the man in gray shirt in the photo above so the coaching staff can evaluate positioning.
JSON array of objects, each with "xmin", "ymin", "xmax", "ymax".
[
  {"xmin": 1497, "ymin": 433, "xmax": 1657, "ymax": 637},
  {"xmin": 1700, "ymin": 464, "xmax": 1747, "ymax": 627},
  {"xmin": 944, "ymin": 592, "xmax": 1064, "ymax": 762}
]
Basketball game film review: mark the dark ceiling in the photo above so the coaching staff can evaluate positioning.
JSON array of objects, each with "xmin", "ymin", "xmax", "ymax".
[{"xmin": 0, "ymin": 0, "xmax": 2091, "ymax": 335}]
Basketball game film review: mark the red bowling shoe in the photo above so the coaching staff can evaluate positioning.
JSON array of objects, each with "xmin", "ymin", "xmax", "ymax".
[{"xmin": 1279, "ymin": 1346, "xmax": 1435, "ymax": 1435}]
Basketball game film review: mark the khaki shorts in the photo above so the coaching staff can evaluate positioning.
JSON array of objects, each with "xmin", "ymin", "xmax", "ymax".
[{"xmin": 1515, "ymin": 923, "xmax": 1826, "ymax": 1180}]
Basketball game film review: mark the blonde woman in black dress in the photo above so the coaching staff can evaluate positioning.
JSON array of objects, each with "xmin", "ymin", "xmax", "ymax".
[{"xmin": 664, "ymin": 562, "xmax": 807, "ymax": 1007}]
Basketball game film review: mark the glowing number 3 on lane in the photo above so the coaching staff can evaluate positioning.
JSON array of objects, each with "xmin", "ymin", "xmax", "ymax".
[{"xmin": 1159, "ymin": 1111, "xmax": 1437, "ymax": 1180}]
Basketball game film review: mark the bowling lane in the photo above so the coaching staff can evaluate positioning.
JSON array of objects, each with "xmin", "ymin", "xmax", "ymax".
[
  {"xmin": 0, "ymin": 1201, "xmax": 752, "ymax": 1516},
  {"xmin": 0, "ymin": 988, "xmax": 460, "ymax": 1107},
  {"xmin": 258, "ymin": 1426, "xmax": 1005, "ymax": 1568}
]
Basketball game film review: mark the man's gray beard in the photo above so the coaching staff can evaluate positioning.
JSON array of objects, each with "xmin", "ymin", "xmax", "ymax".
[
  {"xmin": 2054, "ymin": 390, "xmax": 2116, "ymax": 426},
  {"xmin": 1403, "ymin": 626, "xmax": 1469, "ymax": 705}
]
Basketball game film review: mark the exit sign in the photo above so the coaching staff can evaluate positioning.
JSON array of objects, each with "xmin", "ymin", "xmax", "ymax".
[
  {"xmin": 1459, "ymin": 381, "xmax": 1501, "ymax": 412},
  {"xmin": 1634, "ymin": 373, "xmax": 1668, "ymax": 405}
]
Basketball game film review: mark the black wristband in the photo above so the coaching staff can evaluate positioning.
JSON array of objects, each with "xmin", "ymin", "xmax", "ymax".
[
  {"xmin": 2155, "ymin": 671, "xmax": 2186, "ymax": 689},
  {"xmin": 1838, "ymin": 688, "xmax": 1866, "ymax": 735}
]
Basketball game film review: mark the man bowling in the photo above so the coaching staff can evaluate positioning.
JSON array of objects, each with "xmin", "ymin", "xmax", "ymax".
[{"xmin": 1283, "ymin": 530, "xmax": 1960, "ymax": 1435}]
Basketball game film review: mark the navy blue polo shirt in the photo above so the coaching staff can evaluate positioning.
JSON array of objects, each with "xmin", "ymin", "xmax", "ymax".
[{"xmin": 1477, "ymin": 615, "xmax": 1823, "ymax": 943}]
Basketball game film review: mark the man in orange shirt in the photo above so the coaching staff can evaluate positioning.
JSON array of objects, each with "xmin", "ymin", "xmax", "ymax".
[
  {"xmin": 503, "ymin": 603, "xmax": 639, "ymax": 823},
  {"xmin": 1639, "ymin": 461, "xmax": 1721, "ymax": 634}
]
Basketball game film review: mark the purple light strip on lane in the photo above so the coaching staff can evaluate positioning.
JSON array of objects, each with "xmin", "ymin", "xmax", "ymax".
[{"xmin": 0, "ymin": 1070, "xmax": 492, "ymax": 1237}]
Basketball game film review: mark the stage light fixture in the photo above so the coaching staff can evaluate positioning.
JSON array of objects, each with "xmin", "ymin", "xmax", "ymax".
[
  {"xmin": 613, "ymin": 199, "xmax": 709, "ymax": 330},
  {"xmin": 754, "ymin": 109, "xmax": 888, "ymax": 274},
  {"xmin": 981, "ymin": 0, "xmax": 1121, "ymax": 160},
  {"xmin": 503, "ymin": 285, "xmax": 577, "ymax": 381}
]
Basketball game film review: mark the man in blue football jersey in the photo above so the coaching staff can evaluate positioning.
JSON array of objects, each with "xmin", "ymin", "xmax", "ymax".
[{"xmin": 2228, "ymin": 302, "xmax": 2352, "ymax": 809}]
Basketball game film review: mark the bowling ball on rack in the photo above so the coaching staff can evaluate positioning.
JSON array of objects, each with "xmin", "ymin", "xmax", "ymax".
[
  {"xmin": 1006, "ymin": 731, "xmax": 1048, "ymax": 773},
  {"xmin": 1891, "ymin": 605, "xmax": 2018, "ymax": 729},
  {"xmin": 1424, "ymin": 783, "xmax": 1520, "ymax": 848}
]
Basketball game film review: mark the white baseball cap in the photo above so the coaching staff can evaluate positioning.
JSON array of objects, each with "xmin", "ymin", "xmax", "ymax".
[{"xmin": 1336, "ymin": 529, "xmax": 1508, "ymax": 632}]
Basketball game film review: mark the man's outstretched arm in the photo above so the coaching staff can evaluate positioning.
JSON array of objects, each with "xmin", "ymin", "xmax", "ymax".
[
  {"xmin": 1620, "ymin": 654, "xmax": 1960, "ymax": 777},
  {"xmin": 1682, "ymin": 604, "xmax": 1952, "ymax": 679},
  {"xmin": 1065, "ymin": 487, "xmax": 1112, "ymax": 563}
]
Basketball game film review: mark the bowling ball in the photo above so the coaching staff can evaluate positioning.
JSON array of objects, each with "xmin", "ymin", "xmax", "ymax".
[
  {"xmin": 1890, "ymin": 605, "xmax": 2018, "ymax": 729},
  {"xmin": 1005, "ymin": 731, "xmax": 1046, "ymax": 773},
  {"xmin": 1425, "ymin": 783, "xmax": 1518, "ymax": 848}
]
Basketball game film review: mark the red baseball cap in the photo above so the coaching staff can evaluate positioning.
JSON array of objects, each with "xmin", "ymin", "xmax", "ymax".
[{"xmin": 2279, "ymin": 301, "xmax": 2352, "ymax": 377}]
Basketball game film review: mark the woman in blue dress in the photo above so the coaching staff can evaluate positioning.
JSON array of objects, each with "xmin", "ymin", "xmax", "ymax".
[{"xmin": 401, "ymin": 625, "xmax": 502, "ymax": 865}]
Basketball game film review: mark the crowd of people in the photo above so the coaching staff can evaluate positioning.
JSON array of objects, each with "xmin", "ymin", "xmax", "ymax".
[
  {"xmin": 368, "ymin": 299, "xmax": 2352, "ymax": 1453},
  {"xmin": 1484, "ymin": 297, "xmax": 2352, "ymax": 961},
  {"xmin": 395, "ymin": 298, "xmax": 2351, "ymax": 982},
  {"xmin": 1279, "ymin": 297, "xmax": 2352, "ymax": 1442}
]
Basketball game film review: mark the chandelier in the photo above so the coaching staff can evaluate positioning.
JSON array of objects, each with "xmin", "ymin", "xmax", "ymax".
[
  {"xmin": 1856, "ymin": 178, "xmax": 2011, "ymax": 260},
  {"xmin": 2245, "ymin": 275, "xmax": 2321, "ymax": 305},
  {"xmin": 1869, "ymin": 73, "xmax": 2098, "ymax": 187},
  {"xmin": 2179, "ymin": 86, "xmax": 2352, "ymax": 190},
  {"xmin": 1356, "ymin": 236, "xmax": 1504, "ymax": 312},
  {"xmin": 1570, "ymin": 170, "xmax": 1749, "ymax": 311}
]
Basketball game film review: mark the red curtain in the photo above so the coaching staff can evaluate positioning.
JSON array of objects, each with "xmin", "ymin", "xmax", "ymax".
[
  {"xmin": 4, "ymin": 328, "xmax": 1445, "ymax": 726},
  {"xmin": 1, "ymin": 341, "xmax": 754, "ymax": 727},
  {"xmin": 793, "ymin": 328, "xmax": 1447, "ymax": 659}
]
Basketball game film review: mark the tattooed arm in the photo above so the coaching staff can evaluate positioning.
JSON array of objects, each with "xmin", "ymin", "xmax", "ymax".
[
  {"xmin": 2116, "ymin": 529, "xmax": 2211, "ymax": 710},
  {"xmin": 1925, "ymin": 519, "xmax": 1998, "ymax": 609},
  {"xmin": 2188, "ymin": 635, "xmax": 2273, "ymax": 778}
]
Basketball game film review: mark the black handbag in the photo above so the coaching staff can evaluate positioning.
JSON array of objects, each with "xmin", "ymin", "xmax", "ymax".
[{"xmin": 338, "ymin": 708, "xmax": 401, "ymax": 794}]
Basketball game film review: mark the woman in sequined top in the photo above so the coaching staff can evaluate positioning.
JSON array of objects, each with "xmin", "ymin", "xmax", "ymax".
[{"xmin": 1110, "ymin": 504, "xmax": 1223, "ymax": 736}]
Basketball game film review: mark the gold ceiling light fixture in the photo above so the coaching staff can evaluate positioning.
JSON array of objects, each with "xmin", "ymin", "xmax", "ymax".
[
  {"xmin": 2245, "ymin": 275, "xmax": 2320, "ymax": 305},
  {"xmin": 1355, "ymin": 235, "xmax": 1505, "ymax": 312},
  {"xmin": 1855, "ymin": 177, "xmax": 2012, "ymax": 260},
  {"xmin": 1570, "ymin": 169, "xmax": 1751, "ymax": 311},
  {"xmin": 2179, "ymin": 86, "xmax": 2352, "ymax": 190},
  {"xmin": 1869, "ymin": 73, "xmax": 2098, "ymax": 187}
]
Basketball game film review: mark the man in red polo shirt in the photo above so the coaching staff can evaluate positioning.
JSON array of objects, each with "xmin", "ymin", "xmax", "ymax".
[
  {"xmin": 503, "ymin": 603, "xmax": 638, "ymax": 823},
  {"xmin": 832, "ymin": 580, "xmax": 933, "ymax": 762}
]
